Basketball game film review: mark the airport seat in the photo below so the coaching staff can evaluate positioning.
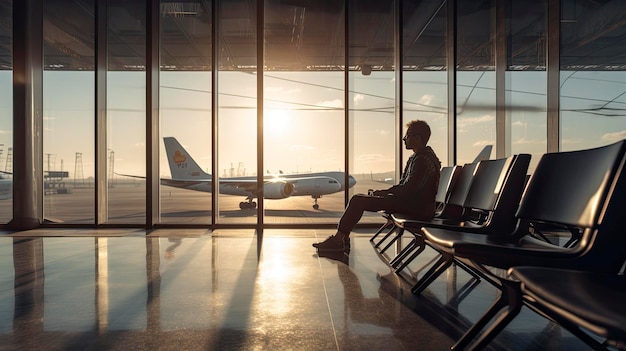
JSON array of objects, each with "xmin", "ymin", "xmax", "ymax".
[
  {"xmin": 370, "ymin": 165, "xmax": 462, "ymax": 257},
  {"xmin": 505, "ymin": 267, "xmax": 626, "ymax": 351},
  {"xmin": 416, "ymin": 140, "xmax": 626, "ymax": 350},
  {"xmin": 386, "ymin": 162, "xmax": 478, "ymax": 271},
  {"xmin": 391, "ymin": 154, "xmax": 530, "ymax": 283}
]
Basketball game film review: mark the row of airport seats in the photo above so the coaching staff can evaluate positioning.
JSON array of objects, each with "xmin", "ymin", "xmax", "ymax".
[{"xmin": 370, "ymin": 140, "xmax": 626, "ymax": 350}]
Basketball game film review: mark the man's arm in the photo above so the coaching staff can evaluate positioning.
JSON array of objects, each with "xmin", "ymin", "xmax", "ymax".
[{"xmin": 385, "ymin": 156, "xmax": 432, "ymax": 198}]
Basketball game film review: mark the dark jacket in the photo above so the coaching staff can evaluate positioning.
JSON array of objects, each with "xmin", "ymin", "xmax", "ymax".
[{"xmin": 387, "ymin": 146, "xmax": 441, "ymax": 215}]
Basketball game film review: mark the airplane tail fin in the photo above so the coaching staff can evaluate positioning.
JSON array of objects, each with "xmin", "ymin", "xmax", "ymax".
[
  {"xmin": 163, "ymin": 137, "xmax": 212, "ymax": 180},
  {"xmin": 472, "ymin": 145, "xmax": 493, "ymax": 162}
]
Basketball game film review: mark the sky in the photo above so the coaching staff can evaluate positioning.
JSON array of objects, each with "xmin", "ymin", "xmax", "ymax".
[{"xmin": 0, "ymin": 69, "xmax": 625, "ymax": 179}]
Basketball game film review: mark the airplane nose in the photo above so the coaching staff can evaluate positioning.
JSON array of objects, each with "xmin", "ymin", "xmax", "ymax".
[{"xmin": 348, "ymin": 175, "xmax": 357, "ymax": 188}]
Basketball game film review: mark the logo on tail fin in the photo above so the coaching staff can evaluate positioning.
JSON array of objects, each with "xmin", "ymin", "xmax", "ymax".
[{"xmin": 173, "ymin": 150, "xmax": 187, "ymax": 168}]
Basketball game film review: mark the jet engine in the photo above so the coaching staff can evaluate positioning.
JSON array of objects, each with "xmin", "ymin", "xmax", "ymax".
[{"xmin": 263, "ymin": 180, "xmax": 295, "ymax": 199}]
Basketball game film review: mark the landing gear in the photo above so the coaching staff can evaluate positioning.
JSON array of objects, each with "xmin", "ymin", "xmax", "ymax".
[
  {"xmin": 239, "ymin": 199, "xmax": 257, "ymax": 210},
  {"xmin": 312, "ymin": 195, "xmax": 321, "ymax": 210}
]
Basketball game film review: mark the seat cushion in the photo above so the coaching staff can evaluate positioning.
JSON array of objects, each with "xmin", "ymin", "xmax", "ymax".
[{"xmin": 511, "ymin": 267, "xmax": 626, "ymax": 342}]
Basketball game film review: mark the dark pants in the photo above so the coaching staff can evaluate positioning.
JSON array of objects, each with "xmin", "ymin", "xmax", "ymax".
[{"xmin": 337, "ymin": 194, "xmax": 432, "ymax": 236}]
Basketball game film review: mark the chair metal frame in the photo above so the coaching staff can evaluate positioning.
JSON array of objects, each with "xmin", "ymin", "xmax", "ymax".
[
  {"xmin": 416, "ymin": 140, "xmax": 626, "ymax": 350},
  {"xmin": 370, "ymin": 165, "xmax": 462, "ymax": 258},
  {"xmin": 391, "ymin": 154, "xmax": 531, "ymax": 291}
]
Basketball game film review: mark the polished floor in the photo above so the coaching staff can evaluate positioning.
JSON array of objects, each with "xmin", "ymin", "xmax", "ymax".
[{"xmin": 0, "ymin": 229, "xmax": 596, "ymax": 350}]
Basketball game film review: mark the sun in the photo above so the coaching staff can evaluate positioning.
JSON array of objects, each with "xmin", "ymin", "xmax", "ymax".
[{"xmin": 264, "ymin": 108, "xmax": 291, "ymax": 136}]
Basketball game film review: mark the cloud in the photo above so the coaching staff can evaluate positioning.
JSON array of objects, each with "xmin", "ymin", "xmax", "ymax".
[
  {"xmin": 317, "ymin": 99, "xmax": 343, "ymax": 109},
  {"xmin": 457, "ymin": 114, "xmax": 495, "ymax": 130},
  {"xmin": 513, "ymin": 138, "xmax": 544, "ymax": 145},
  {"xmin": 356, "ymin": 154, "xmax": 387, "ymax": 162},
  {"xmin": 561, "ymin": 138, "xmax": 584, "ymax": 145},
  {"xmin": 353, "ymin": 94, "xmax": 365, "ymax": 105},
  {"xmin": 512, "ymin": 121, "xmax": 527, "ymax": 127},
  {"xmin": 418, "ymin": 94, "xmax": 434, "ymax": 106},
  {"xmin": 457, "ymin": 115, "xmax": 496, "ymax": 133},
  {"xmin": 472, "ymin": 140, "xmax": 493, "ymax": 147},
  {"xmin": 601, "ymin": 130, "xmax": 626, "ymax": 142}
]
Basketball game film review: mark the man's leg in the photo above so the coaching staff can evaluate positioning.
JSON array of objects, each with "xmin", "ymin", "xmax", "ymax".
[
  {"xmin": 313, "ymin": 194, "xmax": 398, "ymax": 251},
  {"xmin": 337, "ymin": 194, "xmax": 389, "ymax": 237}
]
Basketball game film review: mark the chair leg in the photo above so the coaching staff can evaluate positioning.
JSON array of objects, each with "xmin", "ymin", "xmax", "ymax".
[
  {"xmin": 373, "ymin": 224, "xmax": 398, "ymax": 249},
  {"xmin": 452, "ymin": 280, "xmax": 522, "ymax": 350},
  {"xmin": 393, "ymin": 236, "xmax": 426, "ymax": 272},
  {"xmin": 379, "ymin": 228, "xmax": 403, "ymax": 254},
  {"xmin": 411, "ymin": 252, "xmax": 454, "ymax": 295},
  {"xmin": 370, "ymin": 218, "xmax": 393, "ymax": 243},
  {"xmin": 389, "ymin": 236, "xmax": 417, "ymax": 266},
  {"xmin": 448, "ymin": 277, "xmax": 481, "ymax": 309},
  {"xmin": 454, "ymin": 259, "xmax": 482, "ymax": 281}
]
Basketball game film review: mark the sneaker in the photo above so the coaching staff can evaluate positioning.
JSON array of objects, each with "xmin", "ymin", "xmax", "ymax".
[{"xmin": 312, "ymin": 235, "xmax": 345, "ymax": 251}]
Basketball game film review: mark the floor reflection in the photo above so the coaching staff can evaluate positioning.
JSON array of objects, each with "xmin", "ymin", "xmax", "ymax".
[{"xmin": 0, "ymin": 232, "xmax": 596, "ymax": 350}]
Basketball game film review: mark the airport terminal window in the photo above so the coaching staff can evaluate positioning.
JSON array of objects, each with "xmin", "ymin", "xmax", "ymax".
[
  {"xmin": 506, "ymin": 0, "xmax": 547, "ymax": 172},
  {"xmin": 8, "ymin": 0, "xmax": 626, "ymax": 229},
  {"xmin": 107, "ymin": 0, "xmax": 147, "ymax": 225},
  {"xmin": 216, "ymin": 72, "xmax": 257, "ymax": 224},
  {"xmin": 216, "ymin": 0, "xmax": 257, "ymax": 225},
  {"xmin": 159, "ymin": 0, "xmax": 213, "ymax": 225},
  {"xmin": 456, "ymin": 0, "xmax": 496, "ymax": 164},
  {"xmin": 403, "ymin": 0, "xmax": 448, "ymax": 166},
  {"xmin": 560, "ymin": 0, "xmax": 626, "ymax": 152},
  {"xmin": 43, "ymin": 0, "xmax": 96, "ymax": 224},
  {"xmin": 349, "ymin": 0, "xmax": 395, "ymax": 225},
  {"xmin": 261, "ymin": 0, "xmax": 346, "ymax": 223},
  {"xmin": 0, "ymin": 0, "xmax": 11, "ymax": 224}
]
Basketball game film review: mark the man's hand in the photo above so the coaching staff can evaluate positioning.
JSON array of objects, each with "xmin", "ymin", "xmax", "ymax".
[{"xmin": 371, "ymin": 189, "xmax": 390, "ymax": 197}]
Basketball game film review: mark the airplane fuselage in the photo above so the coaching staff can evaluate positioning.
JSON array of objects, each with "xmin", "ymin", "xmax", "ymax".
[{"xmin": 161, "ymin": 171, "xmax": 356, "ymax": 198}]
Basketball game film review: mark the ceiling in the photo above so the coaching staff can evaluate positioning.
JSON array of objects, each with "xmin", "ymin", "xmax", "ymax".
[{"xmin": 0, "ymin": 0, "xmax": 625, "ymax": 72}]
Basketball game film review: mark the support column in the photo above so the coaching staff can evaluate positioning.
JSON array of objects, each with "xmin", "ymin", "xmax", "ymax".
[{"xmin": 10, "ymin": 0, "xmax": 44, "ymax": 229}]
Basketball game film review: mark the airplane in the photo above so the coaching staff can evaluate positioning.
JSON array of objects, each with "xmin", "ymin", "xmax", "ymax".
[{"xmin": 146, "ymin": 137, "xmax": 357, "ymax": 210}]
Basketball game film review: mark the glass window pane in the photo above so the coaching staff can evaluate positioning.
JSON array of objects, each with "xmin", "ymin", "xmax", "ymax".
[
  {"xmin": 0, "ymin": 0, "xmax": 12, "ymax": 223},
  {"xmin": 506, "ymin": 0, "xmax": 547, "ymax": 172},
  {"xmin": 43, "ymin": 0, "xmax": 95, "ymax": 223},
  {"xmin": 349, "ymin": 0, "xmax": 394, "ymax": 225},
  {"xmin": 217, "ymin": 0, "xmax": 257, "ymax": 224},
  {"xmin": 457, "ymin": 0, "xmax": 496, "ymax": 164},
  {"xmin": 159, "ymin": 1, "xmax": 213, "ymax": 224},
  {"xmin": 560, "ymin": 0, "xmax": 626, "ymax": 152},
  {"xmin": 403, "ymin": 0, "xmax": 448, "ymax": 167},
  {"xmin": 107, "ymin": 0, "xmax": 146, "ymax": 224},
  {"xmin": 263, "ymin": 0, "xmax": 347, "ymax": 224}
]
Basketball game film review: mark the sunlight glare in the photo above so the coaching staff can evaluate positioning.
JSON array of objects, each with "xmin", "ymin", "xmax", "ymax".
[{"xmin": 264, "ymin": 108, "xmax": 291, "ymax": 136}]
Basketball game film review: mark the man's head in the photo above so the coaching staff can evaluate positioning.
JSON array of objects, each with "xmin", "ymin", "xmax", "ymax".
[{"xmin": 403, "ymin": 120, "xmax": 431, "ymax": 150}]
